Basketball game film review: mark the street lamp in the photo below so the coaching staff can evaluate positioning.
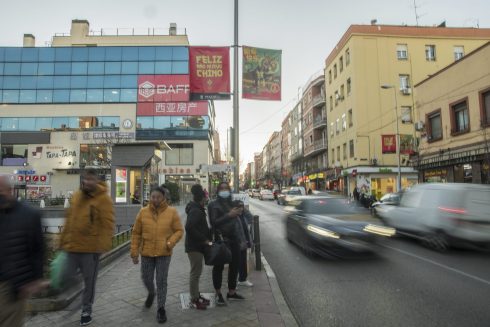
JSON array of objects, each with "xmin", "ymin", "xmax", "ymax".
[
  {"xmin": 381, "ymin": 85, "xmax": 402, "ymax": 192},
  {"xmin": 23, "ymin": 162, "xmax": 29, "ymax": 199}
]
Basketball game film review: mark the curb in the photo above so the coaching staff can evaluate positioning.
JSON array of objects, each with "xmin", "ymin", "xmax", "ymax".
[
  {"xmin": 27, "ymin": 242, "xmax": 131, "ymax": 312},
  {"xmin": 260, "ymin": 253, "xmax": 299, "ymax": 327}
]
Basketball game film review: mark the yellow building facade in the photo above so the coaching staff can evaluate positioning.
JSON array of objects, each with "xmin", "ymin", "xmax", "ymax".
[
  {"xmin": 414, "ymin": 42, "xmax": 490, "ymax": 184},
  {"xmin": 325, "ymin": 24, "xmax": 490, "ymax": 198}
]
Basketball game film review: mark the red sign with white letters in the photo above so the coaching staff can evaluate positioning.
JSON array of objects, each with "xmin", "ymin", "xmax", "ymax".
[
  {"xmin": 137, "ymin": 101, "xmax": 208, "ymax": 116},
  {"xmin": 137, "ymin": 75, "xmax": 190, "ymax": 103}
]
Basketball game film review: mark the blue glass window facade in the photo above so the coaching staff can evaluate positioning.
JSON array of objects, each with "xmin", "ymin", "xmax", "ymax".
[
  {"xmin": 0, "ymin": 46, "xmax": 189, "ymax": 104},
  {"xmin": 0, "ymin": 116, "xmax": 119, "ymax": 131}
]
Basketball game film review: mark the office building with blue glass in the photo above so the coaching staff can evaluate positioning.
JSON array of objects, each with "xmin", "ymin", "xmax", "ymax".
[{"xmin": 0, "ymin": 20, "xmax": 217, "ymax": 203}]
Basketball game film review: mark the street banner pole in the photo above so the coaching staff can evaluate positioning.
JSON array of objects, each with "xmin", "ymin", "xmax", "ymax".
[{"xmin": 233, "ymin": 0, "xmax": 240, "ymax": 192}]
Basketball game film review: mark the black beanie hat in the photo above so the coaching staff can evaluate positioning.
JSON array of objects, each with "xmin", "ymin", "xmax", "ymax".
[{"xmin": 191, "ymin": 184, "xmax": 205, "ymax": 202}]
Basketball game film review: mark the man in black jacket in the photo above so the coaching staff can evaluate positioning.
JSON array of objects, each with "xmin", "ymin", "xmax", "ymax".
[
  {"xmin": 0, "ymin": 176, "xmax": 45, "ymax": 326},
  {"xmin": 185, "ymin": 184, "xmax": 211, "ymax": 310}
]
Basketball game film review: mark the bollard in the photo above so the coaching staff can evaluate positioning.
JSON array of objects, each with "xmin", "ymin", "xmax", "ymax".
[{"xmin": 253, "ymin": 215, "xmax": 261, "ymax": 271}]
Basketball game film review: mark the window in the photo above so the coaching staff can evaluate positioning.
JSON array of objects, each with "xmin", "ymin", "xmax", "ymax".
[
  {"xmin": 80, "ymin": 144, "xmax": 109, "ymax": 166},
  {"xmin": 425, "ymin": 45, "xmax": 436, "ymax": 61},
  {"xmin": 330, "ymin": 123, "xmax": 334, "ymax": 136},
  {"xmin": 136, "ymin": 117, "xmax": 153, "ymax": 129},
  {"xmin": 343, "ymin": 143, "xmax": 347, "ymax": 160},
  {"xmin": 1, "ymin": 144, "xmax": 28, "ymax": 166},
  {"xmin": 336, "ymin": 118, "xmax": 340, "ymax": 134},
  {"xmin": 336, "ymin": 146, "xmax": 340, "ymax": 161},
  {"xmin": 401, "ymin": 106, "xmax": 412, "ymax": 124},
  {"xmin": 342, "ymin": 114, "xmax": 346, "ymax": 131},
  {"xmin": 348, "ymin": 109, "xmax": 353, "ymax": 127},
  {"xmin": 340, "ymin": 85, "xmax": 345, "ymax": 99},
  {"xmin": 347, "ymin": 78, "xmax": 351, "ymax": 95},
  {"xmin": 427, "ymin": 109, "xmax": 442, "ymax": 142},
  {"xmin": 345, "ymin": 48, "xmax": 350, "ymax": 66},
  {"xmin": 328, "ymin": 70, "xmax": 332, "ymax": 84},
  {"xmin": 334, "ymin": 91, "xmax": 339, "ymax": 106},
  {"xmin": 454, "ymin": 46, "xmax": 464, "ymax": 61},
  {"xmin": 339, "ymin": 56, "xmax": 343, "ymax": 72},
  {"xmin": 333, "ymin": 64, "xmax": 337, "ymax": 78},
  {"xmin": 396, "ymin": 44, "xmax": 408, "ymax": 60},
  {"xmin": 165, "ymin": 143, "xmax": 193, "ymax": 165},
  {"xmin": 329, "ymin": 96, "xmax": 333, "ymax": 111},
  {"xmin": 399, "ymin": 74, "xmax": 410, "ymax": 90},
  {"xmin": 331, "ymin": 149, "xmax": 335, "ymax": 164},
  {"xmin": 480, "ymin": 88, "xmax": 490, "ymax": 126},
  {"xmin": 349, "ymin": 140, "xmax": 354, "ymax": 158},
  {"xmin": 450, "ymin": 99, "xmax": 469, "ymax": 134}
]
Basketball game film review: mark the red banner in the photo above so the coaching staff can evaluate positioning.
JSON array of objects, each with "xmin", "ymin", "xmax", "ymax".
[
  {"xmin": 382, "ymin": 135, "xmax": 397, "ymax": 154},
  {"xmin": 137, "ymin": 102, "xmax": 208, "ymax": 116},
  {"xmin": 137, "ymin": 75, "xmax": 190, "ymax": 102},
  {"xmin": 189, "ymin": 47, "xmax": 230, "ymax": 100}
]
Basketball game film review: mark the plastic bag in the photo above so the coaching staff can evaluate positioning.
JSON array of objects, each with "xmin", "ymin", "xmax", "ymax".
[{"xmin": 50, "ymin": 251, "xmax": 67, "ymax": 290}]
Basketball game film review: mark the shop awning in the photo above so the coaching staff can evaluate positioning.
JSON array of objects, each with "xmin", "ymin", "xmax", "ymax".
[{"xmin": 112, "ymin": 142, "xmax": 169, "ymax": 167}]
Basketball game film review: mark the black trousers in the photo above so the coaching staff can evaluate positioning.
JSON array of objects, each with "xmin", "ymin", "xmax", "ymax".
[
  {"xmin": 212, "ymin": 242, "xmax": 240, "ymax": 291},
  {"xmin": 238, "ymin": 249, "xmax": 248, "ymax": 282}
]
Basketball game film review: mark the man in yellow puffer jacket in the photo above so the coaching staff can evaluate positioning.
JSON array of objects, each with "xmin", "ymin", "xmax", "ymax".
[
  {"xmin": 59, "ymin": 169, "xmax": 115, "ymax": 326},
  {"xmin": 131, "ymin": 186, "xmax": 183, "ymax": 324}
]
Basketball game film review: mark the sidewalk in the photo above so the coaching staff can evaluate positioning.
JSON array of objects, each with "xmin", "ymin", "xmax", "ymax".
[{"xmin": 26, "ymin": 206, "xmax": 296, "ymax": 327}]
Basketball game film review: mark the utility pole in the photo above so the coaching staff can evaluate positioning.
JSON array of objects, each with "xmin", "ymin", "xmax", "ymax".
[{"xmin": 232, "ymin": 0, "xmax": 240, "ymax": 192}]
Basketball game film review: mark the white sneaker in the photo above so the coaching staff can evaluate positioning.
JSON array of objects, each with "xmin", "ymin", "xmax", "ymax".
[{"xmin": 237, "ymin": 280, "xmax": 254, "ymax": 287}]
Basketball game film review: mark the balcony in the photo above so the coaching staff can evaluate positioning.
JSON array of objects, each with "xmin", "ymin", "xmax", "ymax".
[
  {"xmin": 313, "ymin": 116, "xmax": 327, "ymax": 129},
  {"xmin": 304, "ymin": 139, "xmax": 327, "ymax": 157},
  {"xmin": 312, "ymin": 94, "xmax": 326, "ymax": 108}
]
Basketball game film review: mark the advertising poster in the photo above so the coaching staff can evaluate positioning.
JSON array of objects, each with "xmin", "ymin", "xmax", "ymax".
[
  {"xmin": 189, "ymin": 47, "xmax": 230, "ymax": 100},
  {"xmin": 115, "ymin": 168, "xmax": 127, "ymax": 203},
  {"xmin": 382, "ymin": 135, "xmax": 397, "ymax": 154},
  {"xmin": 242, "ymin": 46, "xmax": 282, "ymax": 101}
]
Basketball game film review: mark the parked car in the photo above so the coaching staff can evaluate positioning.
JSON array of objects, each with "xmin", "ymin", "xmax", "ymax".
[
  {"xmin": 252, "ymin": 189, "xmax": 261, "ymax": 198},
  {"xmin": 277, "ymin": 188, "xmax": 302, "ymax": 205},
  {"xmin": 377, "ymin": 183, "xmax": 490, "ymax": 251},
  {"xmin": 259, "ymin": 189, "xmax": 274, "ymax": 201},
  {"xmin": 371, "ymin": 192, "xmax": 400, "ymax": 216},
  {"xmin": 273, "ymin": 189, "xmax": 281, "ymax": 200},
  {"xmin": 286, "ymin": 196, "xmax": 395, "ymax": 258},
  {"xmin": 248, "ymin": 189, "xmax": 254, "ymax": 197}
]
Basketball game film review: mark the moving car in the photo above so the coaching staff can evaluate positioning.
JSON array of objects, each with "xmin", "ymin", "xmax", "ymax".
[
  {"xmin": 273, "ymin": 189, "xmax": 281, "ymax": 200},
  {"xmin": 259, "ymin": 189, "xmax": 274, "ymax": 201},
  {"xmin": 377, "ymin": 183, "xmax": 490, "ymax": 251},
  {"xmin": 286, "ymin": 196, "xmax": 395, "ymax": 258},
  {"xmin": 248, "ymin": 189, "xmax": 254, "ymax": 197},
  {"xmin": 277, "ymin": 188, "xmax": 302, "ymax": 205},
  {"xmin": 252, "ymin": 189, "xmax": 261, "ymax": 198},
  {"xmin": 371, "ymin": 192, "xmax": 400, "ymax": 216}
]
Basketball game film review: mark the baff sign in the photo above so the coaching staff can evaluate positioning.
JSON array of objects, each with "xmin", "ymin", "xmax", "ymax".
[
  {"xmin": 137, "ymin": 75, "xmax": 190, "ymax": 102},
  {"xmin": 189, "ymin": 47, "xmax": 230, "ymax": 100}
]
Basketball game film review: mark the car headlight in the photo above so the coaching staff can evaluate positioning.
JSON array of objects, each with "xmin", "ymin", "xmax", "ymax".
[
  {"xmin": 363, "ymin": 224, "xmax": 396, "ymax": 237},
  {"xmin": 307, "ymin": 225, "xmax": 340, "ymax": 239}
]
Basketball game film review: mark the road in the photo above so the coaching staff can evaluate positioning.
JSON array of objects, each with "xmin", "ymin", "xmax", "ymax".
[{"xmin": 248, "ymin": 197, "xmax": 490, "ymax": 327}]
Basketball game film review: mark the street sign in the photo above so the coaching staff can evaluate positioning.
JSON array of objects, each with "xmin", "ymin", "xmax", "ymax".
[{"xmin": 200, "ymin": 164, "xmax": 235, "ymax": 173}]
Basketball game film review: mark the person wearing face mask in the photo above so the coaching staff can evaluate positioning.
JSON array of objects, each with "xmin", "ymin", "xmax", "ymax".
[
  {"xmin": 131, "ymin": 186, "xmax": 183, "ymax": 324},
  {"xmin": 207, "ymin": 182, "xmax": 245, "ymax": 306}
]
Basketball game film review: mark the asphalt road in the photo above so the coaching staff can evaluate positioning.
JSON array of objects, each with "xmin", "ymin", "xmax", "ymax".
[{"xmin": 249, "ymin": 197, "xmax": 490, "ymax": 327}]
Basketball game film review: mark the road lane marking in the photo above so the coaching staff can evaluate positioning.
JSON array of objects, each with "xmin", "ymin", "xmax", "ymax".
[{"xmin": 383, "ymin": 245, "xmax": 490, "ymax": 287}]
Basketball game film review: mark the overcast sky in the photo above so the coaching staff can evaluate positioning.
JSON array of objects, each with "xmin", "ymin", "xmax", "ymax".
[{"xmin": 1, "ymin": 0, "xmax": 489, "ymax": 172}]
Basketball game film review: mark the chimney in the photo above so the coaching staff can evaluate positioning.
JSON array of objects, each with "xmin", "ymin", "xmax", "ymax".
[
  {"xmin": 71, "ymin": 19, "xmax": 90, "ymax": 38},
  {"xmin": 23, "ymin": 34, "xmax": 35, "ymax": 47},
  {"xmin": 169, "ymin": 23, "xmax": 177, "ymax": 36}
]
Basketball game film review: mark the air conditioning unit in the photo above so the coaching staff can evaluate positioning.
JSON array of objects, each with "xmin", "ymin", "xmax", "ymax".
[
  {"xmin": 370, "ymin": 158, "xmax": 378, "ymax": 166},
  {"xmin": 401, "ymin": 88, "xmax": 412, "ymax": 95},
  {"xmin": 415, "ymin": 121, "xmax": 425, "ymax": 131}
]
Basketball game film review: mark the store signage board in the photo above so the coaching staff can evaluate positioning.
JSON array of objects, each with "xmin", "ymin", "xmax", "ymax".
[
  {"xmin": 137, "ymin": 101, "xmax": 208, "ymax": 116},
  {"xmin": 138, "ymin": 75, "xmax": 190, "ymax": 103}
]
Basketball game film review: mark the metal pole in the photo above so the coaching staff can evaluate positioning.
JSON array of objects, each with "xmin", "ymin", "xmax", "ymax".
[
  {"xmin": 393, "ymin": 89, "xmax": 402, "ymax": 192},
  {"xmin": 233, "ymin": 0, "xmax": 240, "ymax": 192},
  {"xmin": 253, "ymin": 215, "xmax": 261, "ymax": 271}
]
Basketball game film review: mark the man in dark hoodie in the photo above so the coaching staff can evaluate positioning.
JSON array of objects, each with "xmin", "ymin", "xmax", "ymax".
[{"xmin": 185, "ymin": 184, "xmax": 212, "ymax": 310}]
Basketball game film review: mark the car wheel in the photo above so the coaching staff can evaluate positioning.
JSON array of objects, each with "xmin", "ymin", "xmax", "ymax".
[{"xmin": 421, "ymin": 232, "xmax": 449, "ymax": 252}]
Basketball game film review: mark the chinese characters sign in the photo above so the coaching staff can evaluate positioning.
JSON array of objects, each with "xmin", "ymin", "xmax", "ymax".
[
  {"xmin": 242, "ymin": 46, "xmax": 282, "ymax": 101},
  {"xmin": 382, "ymin": 135, "xmax": 397, "ymax": 154},
  {"xmin": 137, "ymin": 102, "xmax": 208, "ymax": 116},
  {"xmin": 189, "ymin": 47, "xmax": 230, "ymax": 100}
]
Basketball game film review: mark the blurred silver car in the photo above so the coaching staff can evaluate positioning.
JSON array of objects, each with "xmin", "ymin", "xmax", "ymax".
[{"xmin": 378, "ymin": 183, "xmax": 490, "ymax": 251}]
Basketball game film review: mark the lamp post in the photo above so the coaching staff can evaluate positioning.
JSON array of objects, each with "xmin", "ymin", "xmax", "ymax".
[
  {"xmin": 22, "ymin": 162, "xmax": 29, "ymax": 199},
  {"xmin": 381, "ymin": 85, "xmax": 402, "ymax": 192}
]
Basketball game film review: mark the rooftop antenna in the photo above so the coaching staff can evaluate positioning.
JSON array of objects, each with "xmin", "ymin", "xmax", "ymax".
[{"xmin": 413, "ymin": 0, "xmax": 421, "ymax": 26}]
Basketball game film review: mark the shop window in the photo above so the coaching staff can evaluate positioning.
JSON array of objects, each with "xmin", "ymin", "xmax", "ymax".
[
  {"xmin": 401, "ymin": 106, "xmax": 412, "ymax": 124},
  {"xmin": 480, "ymin": 88, "xmax": 490, "ymax": 127},
  {"xmin": 165, "ymin": 143, "xmax": 193, "ymax": 165},
  {"xmin": 425, "ymin": 45, "xmax": 436, "ymax": 61},
  {"xmin": 349, "ymin": 140, "xmax": 354, "ymax": 158},
  {"xmin": 426, "ymin": 109, "xmax": 442, "ymax": 142},
  {"xmin": 80, "ymin": 144, "xmax": 109, "ymax": 167},
  {"xmin": 154, "ymin": 116, "xmax": 172, "ymax": 129},
  {"xmin": 1, "ymin": 144, "xmax": 28, "ymax": 166},
  {"xmin": 450, "ymin": 98, "xmax": 469, "ymax": 135},
  {"xmin": 396, "ymin": 44, "xmax": 408, "ymax": 60}
]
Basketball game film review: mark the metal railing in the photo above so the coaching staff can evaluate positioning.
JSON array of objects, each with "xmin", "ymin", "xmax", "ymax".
[
  {"xmin": 313, "ymin": 116, "xmax": 327, "ymax": 129},
  {"xmin": 314, "ymin": 139, "xmax": 328, "ymax": 151},
  {"xmin": 112, "ymin": 229, "xmax": 132, "ymax": 249},
  {"xmin": 312, "ymin": 94, "xmax": 326, "ymax": 107}
]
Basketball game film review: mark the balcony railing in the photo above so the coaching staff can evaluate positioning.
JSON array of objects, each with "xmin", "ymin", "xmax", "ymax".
[
  {"xmin": 313, "ymin": 116, "xmax": 327, "ymax": 129},
  {"xmin": 313, "ymin": 139, "xmax": 327, "ymax": 151},
  {"xmin": 312, "ymin": 94, "xmax": 326, "ymax": 107}
]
